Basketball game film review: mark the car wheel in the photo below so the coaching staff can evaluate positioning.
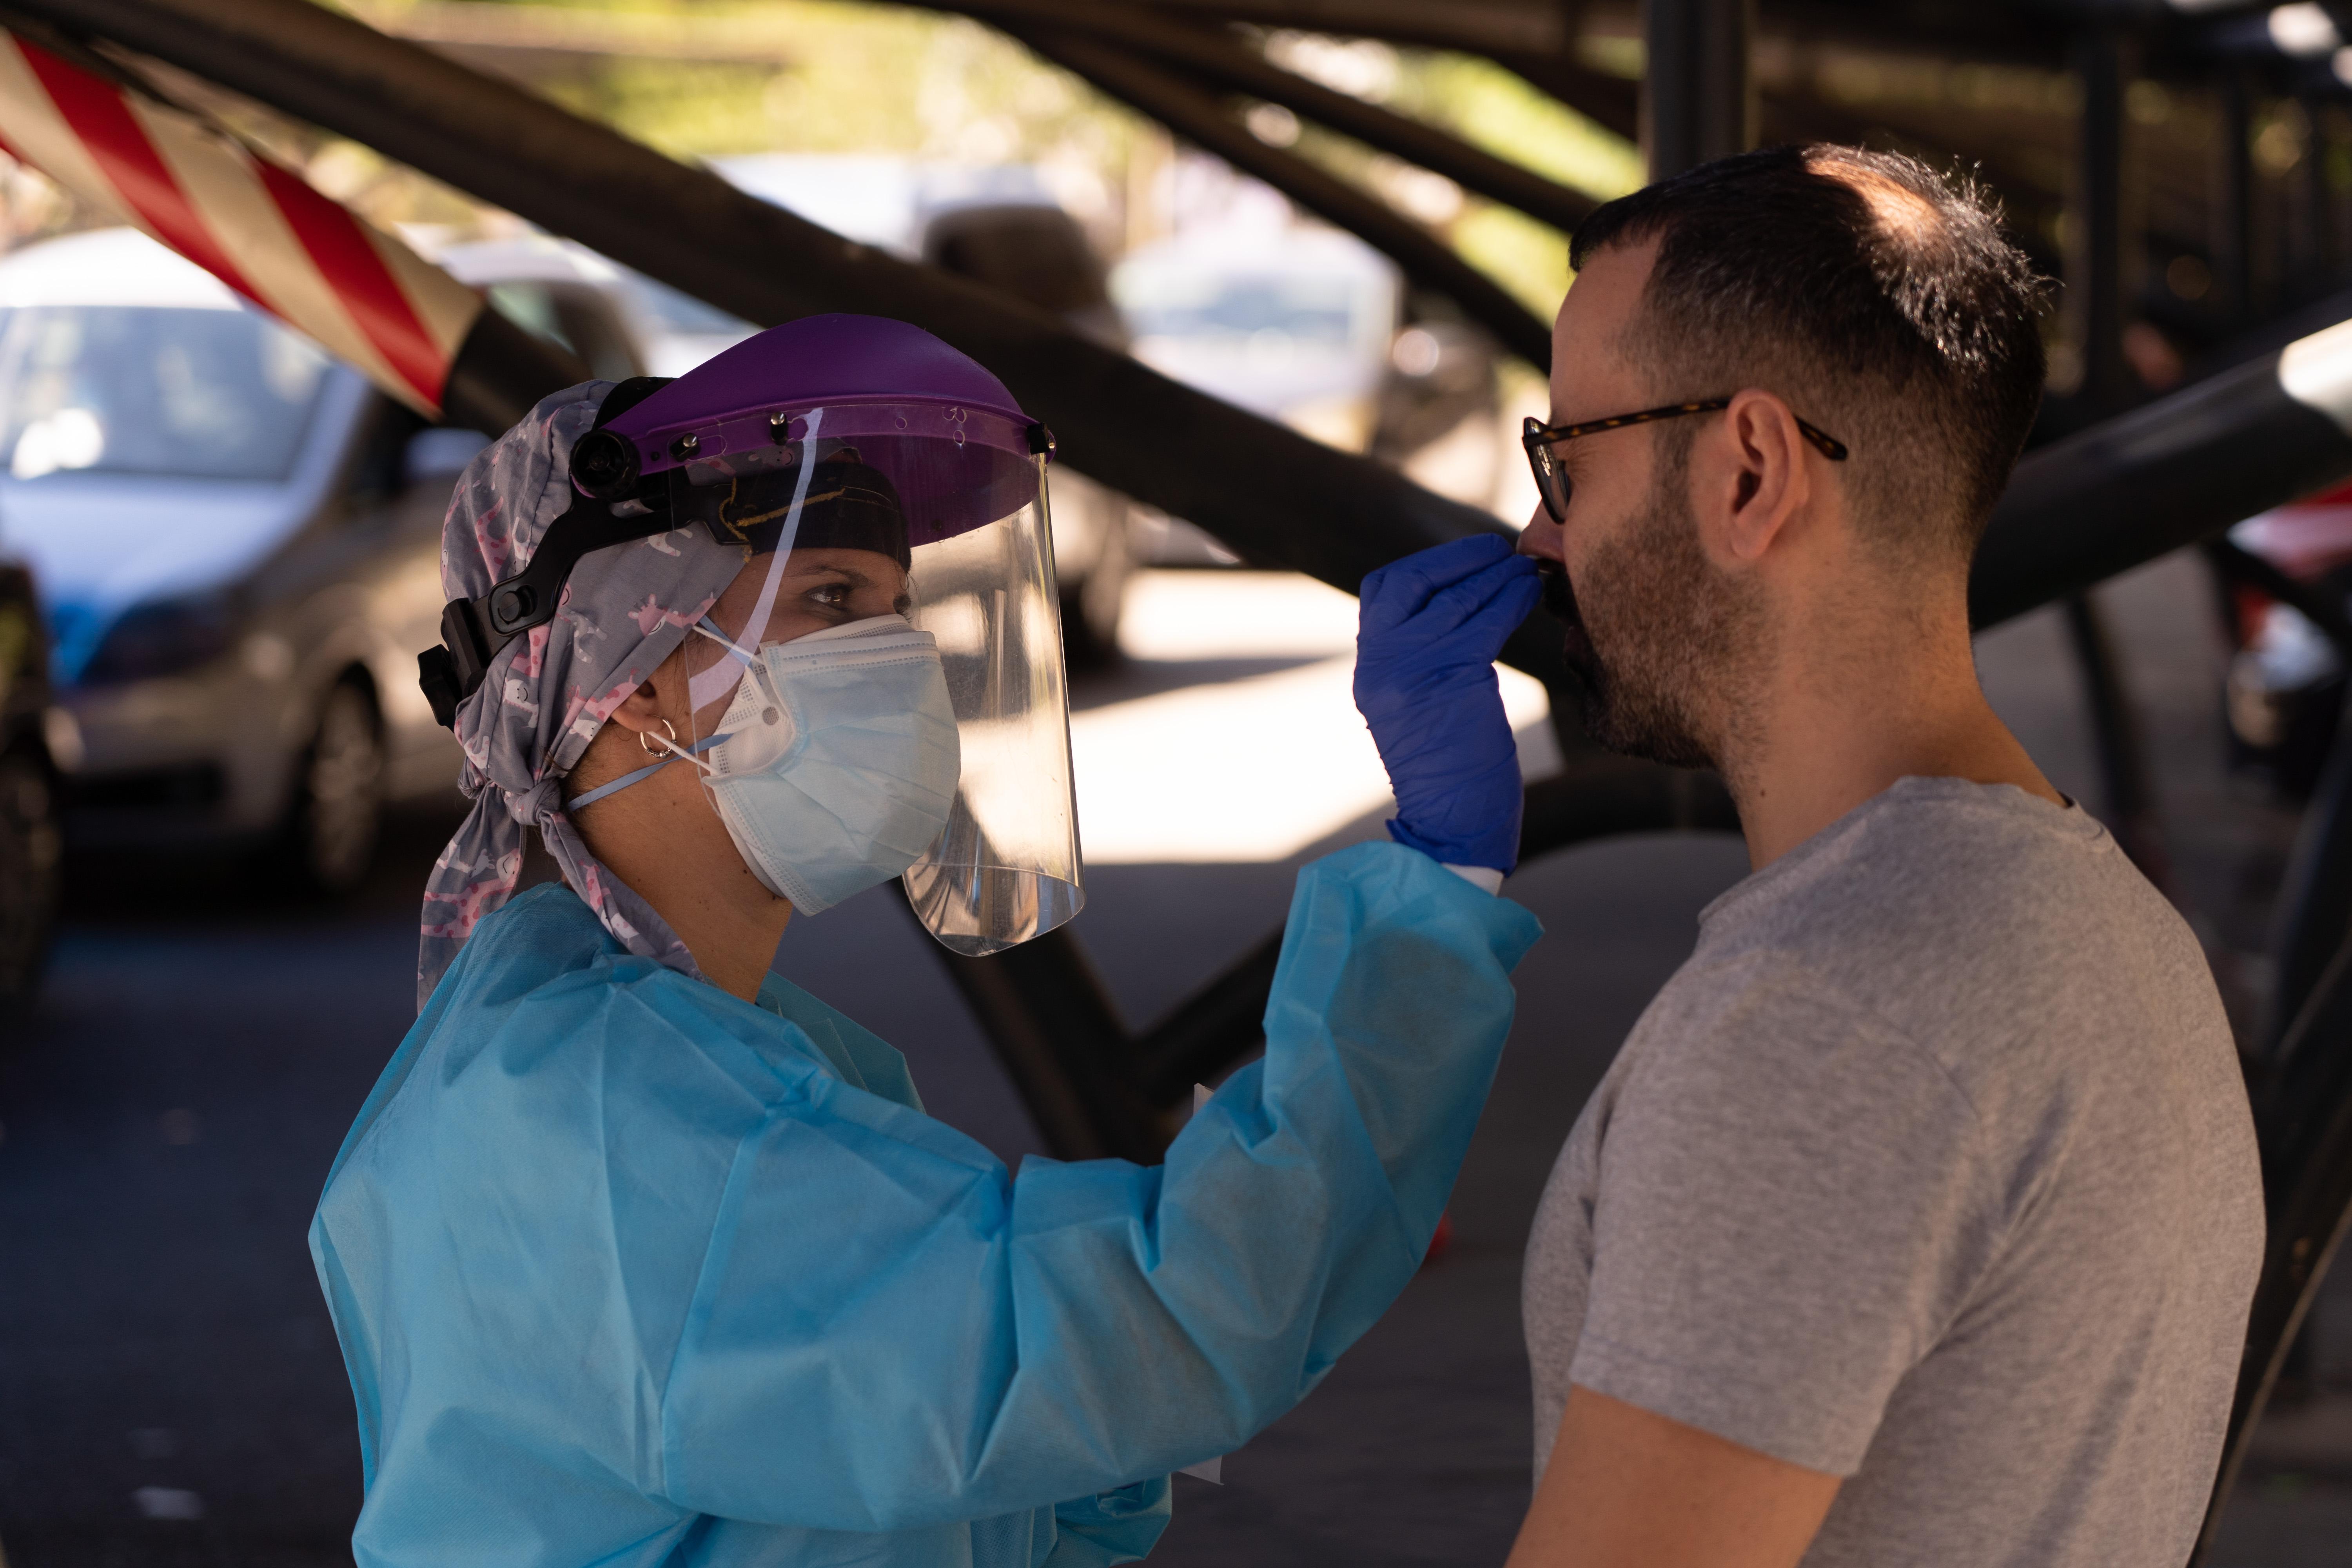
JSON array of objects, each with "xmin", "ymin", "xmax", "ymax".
[
  {"xmin": 0, "ymin": 748, "xmax": 62, "ymax": 1012},
  {"xmin": 288, "ymin": 682, "xmax": 385, "ymax": 895}
]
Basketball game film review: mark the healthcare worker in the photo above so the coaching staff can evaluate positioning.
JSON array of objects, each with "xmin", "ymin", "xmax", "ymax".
[{"xmin": 311, "ymin": 314, "xmax": 1543, "ymax": 1567}]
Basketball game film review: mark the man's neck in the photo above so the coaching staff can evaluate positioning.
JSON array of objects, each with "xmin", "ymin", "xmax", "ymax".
[{"xmin": 1718, "ymin": 609, "xmax": 2063, "ymax": 871}]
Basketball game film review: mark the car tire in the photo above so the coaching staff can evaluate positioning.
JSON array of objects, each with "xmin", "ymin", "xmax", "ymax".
[
  {"xmin": 0, "ymin": 747, "xmax": 61, "ymax": 1014},
  {"xmin": 285, "ymin": 681, "xmax": 385, "ymax": 896}
]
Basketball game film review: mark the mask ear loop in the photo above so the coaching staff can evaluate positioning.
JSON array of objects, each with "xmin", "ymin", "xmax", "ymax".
[
  {"xmin": 688, "ymin": 614, "xmax": 786, "ymax": 721},
  {"xmin": 686, "ymin": 405, "xmax": 824, "ymax": 715},
  {"xmin": 567, "ymin": 719, "xmax": 727, "ymax": 811},
  {"xmin": 690, "ymin": 615, "xmax": 757, "ymax": 666}
]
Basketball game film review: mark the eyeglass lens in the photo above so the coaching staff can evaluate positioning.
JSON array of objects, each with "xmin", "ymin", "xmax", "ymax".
[{"xmin": 1524, "ymin": 423, "xmax": 1570, "ymax": 524}]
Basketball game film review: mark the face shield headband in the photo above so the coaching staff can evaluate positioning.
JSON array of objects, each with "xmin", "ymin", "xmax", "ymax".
[{"xmin": 418, "ymin": 377, "xmax": 1054, "ymax": 729}]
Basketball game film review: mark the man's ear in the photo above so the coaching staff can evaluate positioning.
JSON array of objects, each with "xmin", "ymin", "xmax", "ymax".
[{"xmin": 1704, "ymin": 388, "xmax": 1812, "ymax": 567}]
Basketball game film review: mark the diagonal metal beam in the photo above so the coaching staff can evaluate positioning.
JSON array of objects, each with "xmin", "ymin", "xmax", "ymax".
[
  {"xmin": 1131, "ymin": 0, "xmax": 1573, "ymax": 56},
  {"xmin": 917, "ymin": 0, "xmax": 1598, "ymax": 230},
  {"xmin": 1004, "ymin": 25, "xmax": 1554, "ymax": 367},
  {"xmin": 1970, "ymin": 319, "xmax": 2352, "ymax": 628}
]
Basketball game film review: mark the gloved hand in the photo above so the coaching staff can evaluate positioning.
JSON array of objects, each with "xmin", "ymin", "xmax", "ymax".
[{"xmin": 1354, "ymin": 534, "xmax": 1543, "ymax": 873}]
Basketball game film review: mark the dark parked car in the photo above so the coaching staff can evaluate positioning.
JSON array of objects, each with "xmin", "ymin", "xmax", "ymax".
[{"xmin": 0, "ymin": 554, "xmax": 59, "ymax": 1014}]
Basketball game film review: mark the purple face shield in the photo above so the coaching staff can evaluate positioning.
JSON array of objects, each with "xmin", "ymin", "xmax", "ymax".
[{"xmin": 417, "ymin": 315, "xmax": 1084, "ymax": 1005}]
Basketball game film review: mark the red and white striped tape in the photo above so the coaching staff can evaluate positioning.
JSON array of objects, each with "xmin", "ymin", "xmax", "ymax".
[{"xmin": 0, "ymin": 33, "xmax": 483, "ymax": 417}]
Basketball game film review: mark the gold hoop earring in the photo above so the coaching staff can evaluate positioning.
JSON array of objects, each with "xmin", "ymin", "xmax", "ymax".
[{"xmin": 639, "ymin": 719, "xmax": 678, "ymax": 757}]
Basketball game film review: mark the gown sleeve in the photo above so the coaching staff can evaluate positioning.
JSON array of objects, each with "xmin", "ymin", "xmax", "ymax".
[{"xmin": 656, "ymin": 840, "xmax": 1542, "ymax": 1530}]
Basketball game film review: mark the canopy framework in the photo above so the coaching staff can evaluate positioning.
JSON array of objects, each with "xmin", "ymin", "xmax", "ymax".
[{"xmin": 15, "ymin": 1, "xmax": 2352, "ymax": 1550}]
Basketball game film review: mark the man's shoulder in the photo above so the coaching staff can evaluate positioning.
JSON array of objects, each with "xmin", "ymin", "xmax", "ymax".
[
  {"xmin": 1622, "ymin": 779, "xmax": 2241, "ymax": 1186},
  {"xmin": 1713, "ymin": 777, "xmax": 2138, "ymax": 937},
  {"xmin": 1622, "ymin": 947, "xmax": 1968, "ymax": 1136},
  {"xmin": 1697, "ymin": 780, "xmax": 2216, "ymax": 1050}
]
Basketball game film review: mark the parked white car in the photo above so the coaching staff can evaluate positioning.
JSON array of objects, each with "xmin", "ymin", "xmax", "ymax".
[{"xmin": 0, "ymin": 227, "xmax": 645, "ymax": 890}]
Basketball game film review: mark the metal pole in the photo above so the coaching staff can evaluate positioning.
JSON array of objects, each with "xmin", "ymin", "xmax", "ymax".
[
  {"xmin": 2071, "ymin": 29, "xmax": 2133, "ymax": 413},
  {"xmin": 2057, "ymin": 31, "xmax": 2161, "ymax": 885},
  {"xmin": 1641, "ymin": 0, "xmax": 1755, "ymax": 183},
  {"xmin": 2216, "ymin": 71, "xmax": 2257, "ymax": 327},
  {"xmin": 2308, "ymin": 96, "xmax": 2341, "ymax": 293},
  {"xmin": 2060, "ymin": 594, "xmax": 2171, "ymax": 885}
]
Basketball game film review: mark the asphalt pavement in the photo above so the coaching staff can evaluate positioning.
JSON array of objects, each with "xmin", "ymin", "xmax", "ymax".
[{"xmin": 1, "ymin": 558, "xmax": 2347, "ymax": 1565}]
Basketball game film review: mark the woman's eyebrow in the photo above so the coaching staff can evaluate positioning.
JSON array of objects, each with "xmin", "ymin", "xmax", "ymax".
[
  {"xmin": 801, "ymin": 563, "xmax": 881, "ymax": 586},
  {"xmin": 778, "ymin": 564, "xmax": 855, "ymax": 587}
]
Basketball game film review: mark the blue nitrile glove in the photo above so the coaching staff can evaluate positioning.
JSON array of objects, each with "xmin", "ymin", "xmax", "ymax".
[{"xmin": 1354, "ymin": 534, "xmax": 1544, "ymax": 873}]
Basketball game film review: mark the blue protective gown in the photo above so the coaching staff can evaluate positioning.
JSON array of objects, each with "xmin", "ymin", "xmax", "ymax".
[{"xmin": 311, "ymin": 841, "xmax": 1541, "ymax": 1567}]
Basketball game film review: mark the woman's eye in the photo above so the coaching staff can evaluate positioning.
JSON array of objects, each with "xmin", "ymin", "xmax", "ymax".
[{"xmin": 808, "ymin": 583, "xmax": 850, "ymax": 608}]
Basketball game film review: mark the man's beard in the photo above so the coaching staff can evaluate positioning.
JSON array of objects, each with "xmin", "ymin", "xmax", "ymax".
[{"xmin": 1540, "ymin": 482, "xmax": 1764, "ymax": 772}]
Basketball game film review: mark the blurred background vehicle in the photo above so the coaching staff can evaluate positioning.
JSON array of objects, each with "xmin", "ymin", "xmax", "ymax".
[
  {"xmin": 1112, "ymin": 222, "xmax": 1505, "ymax": 565},
  {"xmin": 2220, "ymin": 483, "xmax": 2352, "ymax": 797},
  {"xmin": 1116, "ymin": 225, "xmax": 1400, "ymax": 454},
  {"xmin": 716, "ymin": 155, "xmax": 1140, "ymax": 663},
  {"xmin": 426, "ymin": 232, "xmax": 759, "ymax": 378},
  {"xmin": 0, "ymin": 227, "xmax": 647, "ymax": 894},
  {"xmin": 0, "ymin": 549, "xmax": 58, "ymax": 1013}
]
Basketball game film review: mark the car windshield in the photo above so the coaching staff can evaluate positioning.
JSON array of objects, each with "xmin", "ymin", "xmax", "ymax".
[
  {"xmin": 1115, "ymin": 272, "xmax": 1361, "ymax": 348},
  {"xmin": 0, "ymin": 305, "xmax": 330, "ymax": 482}
]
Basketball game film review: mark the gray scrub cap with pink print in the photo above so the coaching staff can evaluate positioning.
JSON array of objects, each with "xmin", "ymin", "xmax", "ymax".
[{"xmin": 415, "ymin": 380, "xmax": 742, "ymax": 1007}]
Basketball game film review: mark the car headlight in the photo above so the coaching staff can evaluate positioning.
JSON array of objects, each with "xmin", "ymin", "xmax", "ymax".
[{"xmin": 78, "ymin": 594, "xmax": 236, "ymax": 686}]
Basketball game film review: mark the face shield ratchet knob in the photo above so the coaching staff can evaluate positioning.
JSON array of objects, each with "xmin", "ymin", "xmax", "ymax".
[{"xmin": 569, "ymin": 428, "xmax": 640, "ymax": 500}]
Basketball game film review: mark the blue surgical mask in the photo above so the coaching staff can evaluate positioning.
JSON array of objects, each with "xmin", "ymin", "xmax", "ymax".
[
  {"xmin": 699, "ymin": 615, "xmax": 961, "ymax": 915},
  {"xmin": 568, "ymin": 614, "xmax": 961, "ymax": 916}
]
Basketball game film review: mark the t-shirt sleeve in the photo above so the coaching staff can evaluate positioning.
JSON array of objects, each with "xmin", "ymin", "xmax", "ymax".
[{"xmin": 1568, "ymin": 958, "xmax": 2000, "ymax": 1475}]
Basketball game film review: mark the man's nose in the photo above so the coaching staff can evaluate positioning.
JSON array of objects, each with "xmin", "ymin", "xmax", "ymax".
[{"xmin": 1517, "ymin": 508, "xmax": 1565, "ymax": 563}]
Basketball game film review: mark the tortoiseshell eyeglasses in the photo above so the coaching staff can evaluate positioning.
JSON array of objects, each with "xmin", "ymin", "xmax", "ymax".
[{"xmin": 1521, "ymin": 400, "xmax": 1849, "ymax": 524}]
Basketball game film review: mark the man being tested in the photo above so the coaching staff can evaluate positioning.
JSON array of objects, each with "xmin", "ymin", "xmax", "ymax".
[{"xmin": 1494, "ymin": 147, "xmax": 2263, "ymax": 1566}]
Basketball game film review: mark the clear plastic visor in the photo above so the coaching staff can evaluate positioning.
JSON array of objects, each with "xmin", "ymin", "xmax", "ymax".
[{"xmin": 669, "ymin": 405, "xmax": 1080, "ymax": 954}]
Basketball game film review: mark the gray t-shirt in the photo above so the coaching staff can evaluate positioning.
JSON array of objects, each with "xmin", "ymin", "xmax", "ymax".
[{"xmin": 1523, "ymin": 777, "xmax": 2263, "ymax": 1567}]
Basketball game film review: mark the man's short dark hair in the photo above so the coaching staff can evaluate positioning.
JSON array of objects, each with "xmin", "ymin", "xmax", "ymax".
[{"xmin": 1570, "ymin": 145, "xmax": 2048, "ymax": 562}]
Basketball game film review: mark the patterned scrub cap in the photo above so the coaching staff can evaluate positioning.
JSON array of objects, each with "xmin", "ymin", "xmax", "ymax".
[{"xmin": 416, "ymin": 381, "xmax": 749, "ymax": 1009}]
